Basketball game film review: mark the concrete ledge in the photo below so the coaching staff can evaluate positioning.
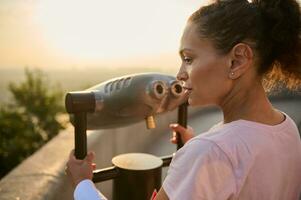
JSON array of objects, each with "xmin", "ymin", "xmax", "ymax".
[{"xmin": 0, "ymin": 126, "xmax": 74, "ymax": 200}]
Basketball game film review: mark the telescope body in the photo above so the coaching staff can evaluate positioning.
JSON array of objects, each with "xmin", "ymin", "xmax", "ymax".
[
  {"xmin": 66, "ymin": 73, "xmax": 187, "ymax": 130},
  {"xmin": 65, "ymin": 73, "xmax": 188, "ymax": 198}
]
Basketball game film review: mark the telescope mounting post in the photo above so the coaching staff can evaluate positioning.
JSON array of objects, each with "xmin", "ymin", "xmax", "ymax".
[
  {"xmin": 176, "ymin": 101, "xmax": 188, "ymax": 150},
  {"xmin": 65, "ymin": 91, "xmax": 95, "ymax": 159}
]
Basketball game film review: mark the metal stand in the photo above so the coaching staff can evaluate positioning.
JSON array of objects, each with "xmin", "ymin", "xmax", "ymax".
[
  {"xmin": 65, "ymin": 91, "xmax": 95, "ymax": 159},
  {"xmin": 74, "ymin": 113, "xmax": 87, "ymax": 159},
  {"xmin": 112, "ymin": 153, "xmax": 162, "ymax": 200},
  {"xmin": 66, "ymin": 92, "xmax": 188, "ymax": 199},
  {"xmin": 176, "ymin": 101, "xmax": 188, "ymax": 150}
]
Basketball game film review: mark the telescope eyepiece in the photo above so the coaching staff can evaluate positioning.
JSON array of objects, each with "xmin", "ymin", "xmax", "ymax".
[
  {"xmin": 149, "ymin": 81, "xmax": 167, "ymax": 100},
  {"xmin": 155, "ymin": 84, "xmax": 164, "ymax": 95},
  {"xmin": 170, "ymin": 81, "xmax": 184, "ymax": 97}
]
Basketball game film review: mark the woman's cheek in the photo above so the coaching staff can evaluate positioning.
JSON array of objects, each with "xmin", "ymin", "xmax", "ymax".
[
  {"xmin": 190, "ymin": 65, "xmax": 207, "ymax": 90},
  {"xmin": 189, "ymin": 77, "xmax": 203, "ymax": 104}
]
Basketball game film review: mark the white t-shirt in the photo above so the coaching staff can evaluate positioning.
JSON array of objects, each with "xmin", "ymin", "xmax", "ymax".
[
  {"xmin": 74, "ymin": 179, "xmax": 107, "ymax": 200},
  {"xmin": 162, "ymin": 112, "xmax": 301, "ymax": 200}
]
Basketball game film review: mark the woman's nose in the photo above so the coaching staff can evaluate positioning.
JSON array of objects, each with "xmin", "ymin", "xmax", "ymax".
[{"xmin": 176, "ymin": 71, "xmax": 189, "ymax": 81}]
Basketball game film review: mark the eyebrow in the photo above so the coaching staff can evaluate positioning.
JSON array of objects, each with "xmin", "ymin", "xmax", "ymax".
[{"xmin": 179, "ymin": 48, "xmax": 194, "ymax": 56}]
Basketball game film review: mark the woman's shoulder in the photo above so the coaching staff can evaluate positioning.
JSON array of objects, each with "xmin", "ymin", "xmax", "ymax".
[
  {"xmin": 198, "ymin": 111, "xmax": 299, "ymax": 143},
  {"xmin": 194, "ymin": 121, "xmax": 244, "ymax": 147},
  {"xmin": 176, "ymin": 121, "xmax": 258, "ymax": 168},
  {"xmin": 173, "ymin": 130, "xmax": 237, "ymax": 167},
  {"xmin": 170, "ymin": 136, "xmax": 232, "ymax": 171},
  {"xmin": 164, "ymin": 133, "xmax": 237, "ymax": 200},
  {"xmin": 176, "ymin": 121, "xmax": 246, "ymax": 160},
  {"xmin": 183, "ymin": 111, "xmax": 300, "ymax": 168}
]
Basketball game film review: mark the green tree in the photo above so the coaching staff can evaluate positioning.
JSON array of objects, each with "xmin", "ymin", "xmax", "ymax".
[{"xmin": 0, "ymin": 68, "xmax": 66, "ymax": 178}]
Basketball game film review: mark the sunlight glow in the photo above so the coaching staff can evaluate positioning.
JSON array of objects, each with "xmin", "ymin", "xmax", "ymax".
[
  {"xmin": 0, "ymin": 0, "xmax": 203, "ymax": 68},
  {"xmin": 34, "ymin": 0, "xmax": 201, "ymax": 62}
]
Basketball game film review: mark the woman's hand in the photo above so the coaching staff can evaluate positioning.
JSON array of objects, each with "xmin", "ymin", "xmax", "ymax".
[
  {"xmin": 65, "ymin": 150, "xmax": 97, "ymax": 187},
  {"xmin": 169, "ymin": 123, "xmax": 195, "ymax": 145}
]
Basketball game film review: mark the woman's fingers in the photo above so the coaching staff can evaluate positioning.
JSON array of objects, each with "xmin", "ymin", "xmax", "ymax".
[
  {"xmin": 92, "ymin": 163, "xmax": 97, "ymax": 170},
  {"xmin": 67, "ymin": 150, "xmax": 96, "ymax": 167},
  {"xmin": 68, "ymin": 150, "xmax": 83, "ymax": 164},
  {"xmin": 169, "ymin": 124, "xmax": 195, "ymax": 144},
  {"xmin": 169, "ymin": 123, "xmax": 187, "ymax": 134},
  {"xmin": 170, "ymin": 134, "xmax": 177, "ymax": 144},
  {"xmin": 85, "ymin": 151, "xmax": 95, "ymax": 163}
]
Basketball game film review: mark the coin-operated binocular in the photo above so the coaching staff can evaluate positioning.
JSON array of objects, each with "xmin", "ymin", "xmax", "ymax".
[{"xmin": 65, "ymin": 73, "xmax": 189, "ymax": 200}]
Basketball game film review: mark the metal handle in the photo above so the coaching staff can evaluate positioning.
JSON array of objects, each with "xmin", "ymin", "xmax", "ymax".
[
  {"xmin": 65, "ymin": 91, "xmax": 95, "ymax": 159},
  {"xmin": 93, "ymin": 166, "xmax": 119, "ymax": 182},
  {"xmin": 176, "ymin": 101, "xmax": 188, "ymax": 150},
  {"xmin": 74, "ymin": 113, "xmax": 87, "ymax": 159}
]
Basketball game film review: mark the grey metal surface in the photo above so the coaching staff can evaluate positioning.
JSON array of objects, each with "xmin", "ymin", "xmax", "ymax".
[{"xmin": 85, "ymin": 73, "xmax": 187, "ymax": 129}]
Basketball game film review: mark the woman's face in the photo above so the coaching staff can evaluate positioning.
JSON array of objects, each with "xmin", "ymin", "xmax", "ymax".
[{"xmin": 178, "ymin": 22, "xmax": 233, "ymax": 107}]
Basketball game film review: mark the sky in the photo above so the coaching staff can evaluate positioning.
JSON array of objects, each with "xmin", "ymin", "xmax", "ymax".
[{"xmin": 0, "ymin": 0, "xmax": 204, "ymax": 69}]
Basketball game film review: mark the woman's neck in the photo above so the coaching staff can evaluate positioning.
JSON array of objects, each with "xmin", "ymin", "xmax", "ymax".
[{"xmin": 219, "ymin": 80, "xmax": 284, "ymax": 125}]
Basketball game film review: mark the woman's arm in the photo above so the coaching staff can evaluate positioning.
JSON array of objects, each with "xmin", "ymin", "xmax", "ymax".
[{"xmin": 74, "ymin": 179, "xmax": 107, "ymax": 200}]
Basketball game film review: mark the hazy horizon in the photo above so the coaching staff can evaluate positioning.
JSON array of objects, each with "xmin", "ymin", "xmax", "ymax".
[{"xmin": 0, "ymin": 66, "xmax": 180, "ymax": 103}]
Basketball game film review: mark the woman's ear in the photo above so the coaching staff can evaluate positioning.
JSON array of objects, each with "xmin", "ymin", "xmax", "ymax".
[{"xmin": 228, "ymin": 43, "xmax": 253, "ymax": 79}]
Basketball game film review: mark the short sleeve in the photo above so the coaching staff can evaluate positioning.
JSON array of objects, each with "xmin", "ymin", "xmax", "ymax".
[{"xmin": 162, "ymin": 138, "xmax": 237, "ymax": 200}]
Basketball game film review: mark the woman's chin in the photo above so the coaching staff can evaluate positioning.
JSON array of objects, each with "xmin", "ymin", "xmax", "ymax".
[
  {"xmin": 188, "ymin": 97, "xmax": 209, "ymax": 107},
  {"xmin": 188, "ymin": 97, "xmax": 198, "ymax": 106},
  {"xmin": 187, "ymin": 92, "xmax": 207, "ymax": 106}
]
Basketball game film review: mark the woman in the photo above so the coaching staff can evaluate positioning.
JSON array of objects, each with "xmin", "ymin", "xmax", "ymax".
[{"xmin": 66, "ymin": 0, "xmax": 301, "ymax": 199}]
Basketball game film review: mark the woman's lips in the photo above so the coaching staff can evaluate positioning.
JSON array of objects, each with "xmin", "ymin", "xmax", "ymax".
[
  {"xmin": 183, "ymin": 87, "xmax": 193, "ymax": 95},
  {"xmin": 183, "ymin": 86, "xmax": 193, "ymax": 91}
]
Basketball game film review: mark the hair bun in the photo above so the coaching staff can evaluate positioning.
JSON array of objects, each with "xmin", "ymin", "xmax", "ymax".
[
  {"xmin": 252, "ymin": 0, "xmax": 300, "ymax": 56},
  {"xmin": 251, "ymin": 0, "xmax": 301, "ymax": 91}
]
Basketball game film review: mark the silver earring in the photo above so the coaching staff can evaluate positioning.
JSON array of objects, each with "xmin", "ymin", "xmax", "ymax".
[{"xmin": 230, "ymin": 72, "xmax": 235, "ymax": 79}]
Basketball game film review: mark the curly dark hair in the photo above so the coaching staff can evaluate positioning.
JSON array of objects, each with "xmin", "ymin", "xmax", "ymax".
[{"xmin": 188, "ymin": 0, "xmax": 301, "ymax": 92}]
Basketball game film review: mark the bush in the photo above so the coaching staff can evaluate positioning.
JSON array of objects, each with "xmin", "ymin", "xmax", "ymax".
[{"xmin": 0, "ymin": 68, "xmax": 66, "ymax": 178}]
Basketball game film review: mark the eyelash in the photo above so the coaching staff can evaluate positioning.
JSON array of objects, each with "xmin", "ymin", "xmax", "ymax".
[{"xmin": 183, "ymin": 56, "xmax": 192, "ymax": 64}]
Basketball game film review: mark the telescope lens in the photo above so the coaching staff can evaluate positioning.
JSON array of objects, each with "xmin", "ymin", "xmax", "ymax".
[
  {"xmin": 170, "ymin": 81, "xmax": 184, "ymax": 97},
  {"xmin": 156, "ymin": 84, "xmax": 164, "ymax": 94},
  {"xmin": 174, "ymin": 84, "xmax": 182, "ymax": 94},
  {"xmin": 151, "ymin": 81, "xmax": 167, "ymax": 99}
]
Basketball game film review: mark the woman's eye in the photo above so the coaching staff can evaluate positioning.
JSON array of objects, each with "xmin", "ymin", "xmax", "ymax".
[{"xmin": 183, "ymin": 57, "xmax": 192, "ymax": 64}]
